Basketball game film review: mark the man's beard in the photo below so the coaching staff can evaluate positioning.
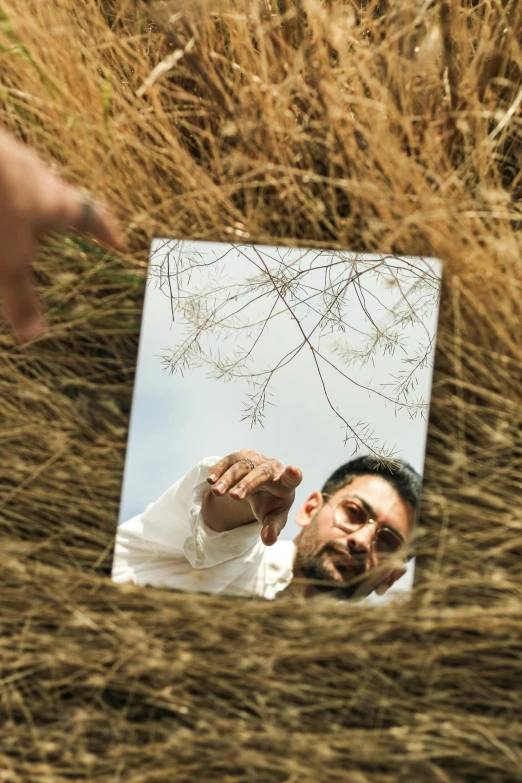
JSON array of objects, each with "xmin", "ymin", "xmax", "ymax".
[{"xmin": 294, "ymin": 543, "xmax": 364, "ymax": 599}]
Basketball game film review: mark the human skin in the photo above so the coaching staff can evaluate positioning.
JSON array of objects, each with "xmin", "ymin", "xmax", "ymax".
[
  {"xmin": 0, "ymin": 128, "xmax": 125, "ymax": 341},
  {"xmin": 203, "ymin": 449, "xmax": 303, "ymax": 546},
  {"xmin": 203, "ymin": 449, "xmax": 415, "ymax": 597},
  {"xmin": 291, "ymin": 475, "xmax": 415, "ymax": 598}
]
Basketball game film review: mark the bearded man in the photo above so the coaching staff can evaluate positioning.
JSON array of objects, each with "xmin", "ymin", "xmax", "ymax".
[{"xmin": 112, "ymin": 449, "xmax": 420, "ymax": 600}]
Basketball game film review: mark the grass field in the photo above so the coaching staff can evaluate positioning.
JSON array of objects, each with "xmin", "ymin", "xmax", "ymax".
[{"xmin": 1, "ymin": 2, "xmax": 521, "ymax": 781}]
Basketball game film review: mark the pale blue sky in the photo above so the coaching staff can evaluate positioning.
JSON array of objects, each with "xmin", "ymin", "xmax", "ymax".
[{"xmin": 116, "ymin": 240, "xmax": 441, "ymax": 602}]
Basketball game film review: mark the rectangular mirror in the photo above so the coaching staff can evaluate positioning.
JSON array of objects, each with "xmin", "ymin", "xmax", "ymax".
[{"xmin": 112, "ymin": 240, "xmax": 442, "ymax": 604}]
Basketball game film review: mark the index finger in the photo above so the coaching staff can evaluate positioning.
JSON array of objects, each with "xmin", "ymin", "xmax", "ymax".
[
  {"xmin": 277, "ymin": 465, "xmax": 303, "ymax": 490},
  {"xmin": 47, "ymin": 185, "xmax": 126, "ymax": 251},
  {"xmin": 207, "ymin": 452, "xmax": 246, "ymax": 484}
]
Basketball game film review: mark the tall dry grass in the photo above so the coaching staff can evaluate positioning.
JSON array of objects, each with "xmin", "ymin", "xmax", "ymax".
[{"xmin": 0, "ymin": 1, "xmax": 521, "ymax": 780}]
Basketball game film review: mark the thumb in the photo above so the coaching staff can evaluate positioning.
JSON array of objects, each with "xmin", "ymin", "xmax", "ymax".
[
  {"xmin": 260, "ymin": 490, "xmax": 297, "ymax": 545},
  {"xmin": 261, "ymin": 510, "xmax": 289, "ymax": 546},
  {"xmin": 0, "ymin": 240, "xmax": 45, "ymax": 341}
]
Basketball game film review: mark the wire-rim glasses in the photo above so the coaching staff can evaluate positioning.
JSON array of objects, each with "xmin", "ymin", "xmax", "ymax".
[{"xmin": 322, "ymin": 493, "xmax": 406, "ymax": 558}]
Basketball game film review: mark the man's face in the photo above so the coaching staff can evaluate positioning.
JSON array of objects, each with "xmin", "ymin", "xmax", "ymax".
[{"xmin": 293, "ymin": 474, "xmax": 416, "ymax": 599}]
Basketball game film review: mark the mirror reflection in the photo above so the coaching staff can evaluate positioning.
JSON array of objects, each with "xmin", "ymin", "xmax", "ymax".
[{"xmin": 112, "ymin": 241, "xmax": 442, "ymax": 604}]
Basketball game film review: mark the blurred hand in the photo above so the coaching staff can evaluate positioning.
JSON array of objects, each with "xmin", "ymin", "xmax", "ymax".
[
  {"xmin": 207, "ymin": 449, "xmax": 303, "ymax": 545},
  {"xmin": 0, "ymin": 128, "xmax": 125, "ymax": 341}
]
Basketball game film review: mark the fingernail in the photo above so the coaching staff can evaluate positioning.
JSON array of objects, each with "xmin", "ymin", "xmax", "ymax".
[
  {"xmin": 233, "ymin": 487, "xmax": 245, "ymax": 498},
  {"xmin": 214, "ymin": 482, "xmax": 225, "ymax": 492},
  {"xmin": 208, "ymin": 474, "xmax": 216, "ymax": 483}
]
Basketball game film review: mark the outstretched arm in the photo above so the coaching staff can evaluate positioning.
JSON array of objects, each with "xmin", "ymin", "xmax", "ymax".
[{"xmin": 202, "ymin": 449, "xmax": 303, "ymax": 546}]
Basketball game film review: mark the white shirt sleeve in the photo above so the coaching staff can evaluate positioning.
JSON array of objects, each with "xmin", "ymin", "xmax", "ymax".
[{"xmin": 112, "ymin": 456, "xmax": 262, "ymax": 585}]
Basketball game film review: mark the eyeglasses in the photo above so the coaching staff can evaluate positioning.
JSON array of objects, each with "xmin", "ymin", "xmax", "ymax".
[{"xmin": 322, "ymin": 493, "xmax": 405, "ymax": 558}]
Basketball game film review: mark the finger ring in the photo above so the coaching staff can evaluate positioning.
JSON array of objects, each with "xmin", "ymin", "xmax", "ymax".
[{"xmin": 242, "ymin": 458, "xmax": 255, "ymax": 471}]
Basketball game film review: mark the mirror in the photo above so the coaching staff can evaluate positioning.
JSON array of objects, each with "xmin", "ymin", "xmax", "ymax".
[{"xmin": 112, "ymin": 240, "xmax": 442, "ymax": 604}]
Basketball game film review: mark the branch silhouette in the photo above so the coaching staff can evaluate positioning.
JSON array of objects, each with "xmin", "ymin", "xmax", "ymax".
[{"xmin": 151, "ymin": 240, "xmax": 441, "ymax": 458}]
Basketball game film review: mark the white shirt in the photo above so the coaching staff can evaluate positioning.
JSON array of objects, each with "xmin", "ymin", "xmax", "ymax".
[{"xmin": 112, "ymin": 456, "xmax": 295, "ymax": 599}]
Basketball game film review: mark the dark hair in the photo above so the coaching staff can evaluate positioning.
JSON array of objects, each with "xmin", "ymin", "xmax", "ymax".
[{"xmin": 321, "ymin": 454, "xmax": 421, "ymax": 509}]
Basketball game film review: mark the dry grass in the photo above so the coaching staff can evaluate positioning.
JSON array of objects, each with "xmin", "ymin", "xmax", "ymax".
[{"xmin": 0, "ymin": 1, "xmax": 521, "ymax": 780}]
